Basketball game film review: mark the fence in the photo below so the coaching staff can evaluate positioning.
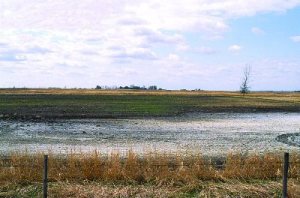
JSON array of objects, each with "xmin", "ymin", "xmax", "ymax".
[{"xmin": 0, "ymin": 152, "xmax": 299, "ymax": 198}]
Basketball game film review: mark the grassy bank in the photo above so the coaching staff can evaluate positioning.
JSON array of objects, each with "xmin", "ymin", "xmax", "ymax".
[
  {"xmin": 0, "ymin": 89, "xmax": 300, "ymax": 120},
  {"xmin": 0, "ymin": 151, "xmax": 300, "ymax": 197}
]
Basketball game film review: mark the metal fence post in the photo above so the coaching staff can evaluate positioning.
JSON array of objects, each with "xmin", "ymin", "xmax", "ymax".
[
  {"xmin": 43, "ymin": 155, "xmax": 48, "ymax": 198},
  {"xmin": 282, "ymin": 152, "xmax": 289, "ymax": 198}
]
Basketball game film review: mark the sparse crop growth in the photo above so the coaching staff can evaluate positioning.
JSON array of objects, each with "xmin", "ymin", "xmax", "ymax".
[{"xmin": 0, "ymin": 89, "xmax": 299, "ymax": 120}]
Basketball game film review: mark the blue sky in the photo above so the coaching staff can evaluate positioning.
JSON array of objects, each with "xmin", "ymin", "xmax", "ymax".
[{"xmin": 0, "ymin": 0, "xmax": 300, "ymax": 91}]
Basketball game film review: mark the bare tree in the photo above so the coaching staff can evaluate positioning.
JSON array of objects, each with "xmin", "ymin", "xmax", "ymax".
[{"xmin": 240, "ymin": 64, "xmax": 251, "ymax": 94}]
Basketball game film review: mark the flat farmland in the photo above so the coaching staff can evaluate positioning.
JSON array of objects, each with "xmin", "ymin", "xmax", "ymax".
[
  {"xmin": 1, "ymin": 89, "xmax": 300, "ymax": 197},
  {"xmin": 0, "ymin": 89, "xmax": 300, "ymax": 120}
]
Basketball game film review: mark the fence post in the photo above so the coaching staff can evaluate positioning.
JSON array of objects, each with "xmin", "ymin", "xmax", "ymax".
[
  {"xmin": 43, "ymin": 155, "xmax": 48, "ymax": 198},
  {"xmin": 282, "ymin": 152, "xmax": 289, "ymax": 198}
]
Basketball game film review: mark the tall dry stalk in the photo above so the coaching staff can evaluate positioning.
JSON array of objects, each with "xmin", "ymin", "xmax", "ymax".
[{"xmin": 1, "ymin": 151, "xmax": 299, "ymax": 185}]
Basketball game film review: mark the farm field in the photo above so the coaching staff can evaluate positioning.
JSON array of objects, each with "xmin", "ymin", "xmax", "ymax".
[
  {"xmin": 1, "ymin": 89, "xmax": 300, "ymax": 197},
  {"xmin": 1, "ymin": 89, "xmax": 300, "ymax": 155},
  {"xmin": 0, "ymin": 89, "xmax": 300, "ymax": 120}
]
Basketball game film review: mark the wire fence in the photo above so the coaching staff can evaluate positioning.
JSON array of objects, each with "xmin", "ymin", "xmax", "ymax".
[
  {"xmin": 1, "ymin": 153, "xmax": 299, "ymax": 198},
  {"xmin": 1, "ymin": 156, "xmax": 300, "ymax": 168}
]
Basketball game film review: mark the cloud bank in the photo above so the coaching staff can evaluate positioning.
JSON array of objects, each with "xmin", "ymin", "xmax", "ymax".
[{"xmin": 0, "ymin": 0, "xmax": 300, "ymax": 90}]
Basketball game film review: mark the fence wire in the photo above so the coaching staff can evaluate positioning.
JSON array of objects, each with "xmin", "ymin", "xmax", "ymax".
[{"xmin": 1, "ymin": 159, "xmax": 300, "ymax": 168}]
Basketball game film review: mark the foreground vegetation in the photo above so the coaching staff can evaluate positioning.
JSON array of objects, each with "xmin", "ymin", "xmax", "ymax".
[
  {"xmin": 0, "ymin": 89, "xmax": 299, "ymax": 120},
  {"xmin": 0, "ymin": 151, "xmax": 300, "ymax": 197},
  {"xmin": 1, "ymin": 180, "xmax": 299, "ymax": 197}
]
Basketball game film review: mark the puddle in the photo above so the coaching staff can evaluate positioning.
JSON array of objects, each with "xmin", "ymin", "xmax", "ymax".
[{"xmin": 0, "ymin": 113, "xmax": 299, "ymax": 156}]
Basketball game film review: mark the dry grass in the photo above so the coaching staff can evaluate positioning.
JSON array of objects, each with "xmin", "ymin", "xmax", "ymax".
[
  {"xmin": 1, "ymin": 180, "xmax": 299, "ymax": 197},
  {"xmin": 46, "ymin": 180, "xmax": 300, "ymax": 198},
  {"xmin": 1, "ymin": 151, "xmax": 299, "ymax": 184},
  {"xmin": 1, "ymin": 151, "xmax": 300, "ymax": 197},
  {"xmin": 1, "ymin": 88, "xmax": 300, "ymax": 98}
]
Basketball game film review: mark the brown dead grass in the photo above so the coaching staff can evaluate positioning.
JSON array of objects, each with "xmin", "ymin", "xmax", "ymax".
[
  {"xmin": 1, "ymin": 151, "xmax": 300, "ymax": 197},
  {"xmin": 1, "ymin": 151, "xmax": 299, "ymax": 185},
  {"xmin": 1, "ymin": 180, "xmax": 299, "ymax": 198},
  {"xmin": 1, "ymin": 88, "xmax": 300, "ymax": 98}
]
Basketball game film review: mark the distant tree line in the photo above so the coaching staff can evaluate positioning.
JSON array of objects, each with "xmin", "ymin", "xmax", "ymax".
[
  {"xmin": 94, "ymin": 85, "xmax": 206, "ymax": 91},
  {"xmin": 95, "ymin": 85, "xmax": 163, "ymax": 90}
]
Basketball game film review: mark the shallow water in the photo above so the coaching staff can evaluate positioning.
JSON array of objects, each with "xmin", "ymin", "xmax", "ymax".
[{"xmin": 0, "ymin": 113, "xmax": 299, "ymax": 156}]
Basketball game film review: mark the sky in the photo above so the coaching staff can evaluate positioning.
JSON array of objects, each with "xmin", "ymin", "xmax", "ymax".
[{"xmin": 0, "ymin": 0, "xmax": 300, "ymax": 91}]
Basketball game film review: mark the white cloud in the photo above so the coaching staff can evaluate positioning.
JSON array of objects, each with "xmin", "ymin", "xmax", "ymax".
[
  {"xmin": 251, "ymin": 27, "xmax": 265, "ymax": 35},
  {"xmin": 134, "ymin": 28, "xmax": 186, "ymax": 47},
  {"xmin": 110, "ymin": 48, "xmax": 158, "ymax": 60},
  {"xmin": 167, "ymin": 54, "xmax": 180, "ymax": 61},
  {"xmin": 290, "ymin": 36, "xmax": 300, "ymax": 42},
  {"xmin": 250, "ymin": 59, "xmax": 300, "ymax": 90},
  {"xmin": 197, "ymin": 47, "xmax": 217, "ymax": 54},
  {"xmin": 228, "ymin": 45, "xmax": 242, "ymax": 52},
  {"xmin": 178, "ymin": 46, "xmax": 217, "ymax": 54},
  {"xmin": 1, "ymin": 0, "xmax": 300, "ymax": 89},
  {"xmin": 1, "ymin": 0, "xmax": 299, "ymax": 32}
]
